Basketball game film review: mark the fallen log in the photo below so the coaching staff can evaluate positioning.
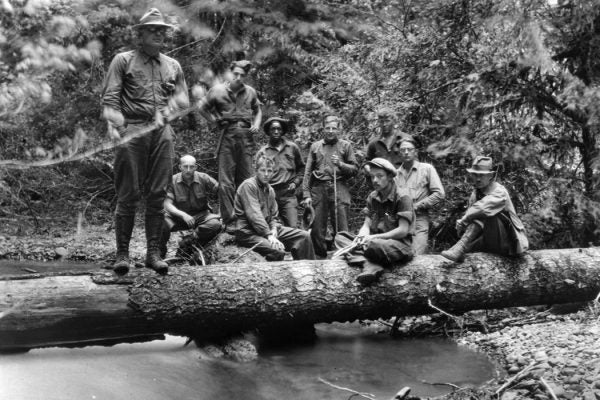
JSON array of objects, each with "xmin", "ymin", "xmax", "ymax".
[{"xmin": 1, "ymin": 247, "xmax": 600, "ymax": 350}]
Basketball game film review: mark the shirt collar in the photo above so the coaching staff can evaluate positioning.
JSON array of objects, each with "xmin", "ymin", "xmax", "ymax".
[
  {"xmin": 139, "ymin": 49, "xmax": 161, "ymax": 65},
  {"xmin": 226, "ymin": 82, "xmax": 247, "ymax": 95},
  {"xmin": 265, "ymin": 139, "xmax": 290, "ymax": 152},
  {"xmin": 401, "ymin": 160, "xmax": 420, "ymax": 172},
  {"xmin": 175, "ymin": 172, "xmax": 201, "ymax": 185},
  {"xmin": 373, "ymin": 182, "xmax": 398, "ymax": 203}
]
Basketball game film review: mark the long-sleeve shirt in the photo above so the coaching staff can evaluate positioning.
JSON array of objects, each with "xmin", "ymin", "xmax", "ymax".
[
  {"xmin": 396, "ymin": 161, "xmax": 445, "ymax": 213},
  {"xmin": 199, "ymin": 82, "xmax": 260, "ymax": 123},
  {"xmin": 463, "ymin": 181, "xmax": 528, "ymax": 253},
  {"xmin": 256, "ymin": 139, "xmax": 305, "ymax": 188},
  {"xmin": 102, "ymin": 50, "xmax": 188, "ymax": 120},
  {"xmin": 302, "ymin": 138, "xmax": 358, "ymax": 199},
  {"xmin": 234, "ymin": 177, "xmax": 280, "ymax": 237},
  {"xmin": 166, "ymin": 172, "xmax": 218, "ymax": 215}
]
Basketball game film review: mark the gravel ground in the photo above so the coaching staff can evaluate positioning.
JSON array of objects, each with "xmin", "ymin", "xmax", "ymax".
[{"xmin": 456, "ymin": 308, "xmax": 600, "ymax": 400}]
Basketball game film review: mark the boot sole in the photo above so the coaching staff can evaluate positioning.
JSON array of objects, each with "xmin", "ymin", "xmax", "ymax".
[{"xmin": 440, "ymin": 252, "xmax": 465, "ymax": 263}]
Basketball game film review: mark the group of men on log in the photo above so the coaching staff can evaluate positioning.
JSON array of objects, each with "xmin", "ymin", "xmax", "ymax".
[{"xmin": 100, "ymin": 9, "xmax": 529, "ymax": 284}]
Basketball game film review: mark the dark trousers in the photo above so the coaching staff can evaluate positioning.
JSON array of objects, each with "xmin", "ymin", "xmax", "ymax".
[
  {"xmin": 335, "ymin": 231, "xmax": 413, "ymax": 267},
  {"xmin": 236, "ymin": 226, "xmax": 316, "ymax": 261},
  {"xmin": 310, "ymin": 181, "xmax": 349, "ymax": 257},
  {"xmin": 114, "ymin": 123, "xmax": 174, "ymax": 217},
  {"xmin": 160, "ymin": 212, "xmax": 222, "ymax": 255},
  {"xmin": 472, "ymin": 214, "xmax": 514, "ymax": 256},
  {"xmin": 218, "ymin": 127, "xmax": 255, "ymax": 225},
  {"xmin": 273, "ymin": 185, "xmax": 299, "ymax": 228}
]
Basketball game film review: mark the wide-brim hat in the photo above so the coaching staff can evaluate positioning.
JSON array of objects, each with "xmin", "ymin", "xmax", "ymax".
[
  {"xmin": 263, "ymin": 117, "xmax": 289, "ymax": 134},
  {"xmin": 365, "ymin": 157, "xmax": 397, "ymax": 177},
  {"xmin": 466, "ymin": 156, "xmax": 495, "ymax": 174},
  {"xmin": 133, "ymin": 8, "xmax": 173, "ymax": 29},
  {"xmin": 302, "ymin": 204, "xmax": 315, "ymax": 229}
]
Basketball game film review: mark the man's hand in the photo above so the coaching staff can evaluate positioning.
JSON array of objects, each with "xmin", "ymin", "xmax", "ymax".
[
  {"xmin": 287, "ymin": 182, "xmax": 297, "ymax": 193},
  {"xmin": 301, "ymin": 197, "xmax": 312, "ymax": 207},
  {"xmin": 107, "ymin": 122, "xmax": 122, "ymax": 141},
  {"xmin": 455, "ymin": 218, "xmax": 467, "ymax": 235},
  {"xmin": 413, "ymin": 202, "xmax": 423, "ymax": 212},
  {"xmin": 331, "ymin": 154, "xmax": 341, "ymax": 166},
  {"xmin": 354, "ymin": 234, "xmax": 373, "ymax": 247},
  {"xmin": 181, "ymin": 213, "xmax": 195, "ymax": 228},
  {"xmin": 249, "ymin": 124, "xmax": 259, "ymax": 134},
  {"xmin": 268, "ymin": 234, "xmax": 284, "ymax": 251}
]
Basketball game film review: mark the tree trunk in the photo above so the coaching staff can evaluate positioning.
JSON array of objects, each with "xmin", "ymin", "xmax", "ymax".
[{"xmin": 1, "ymin": 247, "xmax": 600, "ymax": 350}]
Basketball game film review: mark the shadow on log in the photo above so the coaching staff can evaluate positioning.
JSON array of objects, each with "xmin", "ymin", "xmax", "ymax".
[{"xmin": 1, "ymin": 247, "xmax": 600, "ymax": 350}]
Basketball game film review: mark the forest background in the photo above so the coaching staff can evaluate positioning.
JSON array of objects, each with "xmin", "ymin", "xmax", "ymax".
[{"xmin": 1, "ymin": 0, "xmax": 599, "ymax": 252}]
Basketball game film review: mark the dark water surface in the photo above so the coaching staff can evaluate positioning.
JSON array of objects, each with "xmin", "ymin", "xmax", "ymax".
[{"xmin": 0, "ymin": 323, "xmax": 496, "ymax": 400}]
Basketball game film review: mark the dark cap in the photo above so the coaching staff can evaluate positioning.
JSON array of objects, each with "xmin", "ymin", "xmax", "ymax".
[
  {"xmin": 365, "ymin": 157, "xmax": 397, "ymax": 176},
  {"xmin": 134, "ymin": 8, "xmax": 173, "ymax": 29},
  {"xmin": 230, "ymin": 60, "xmax": 252, "ymax": 73},
  {"xmin": 466, "ymin": 156, "xmax": 495, "ymax": 174},
  {"xmin": 263, "ymin": 117, "xmax": 289, "ymax": 134}
]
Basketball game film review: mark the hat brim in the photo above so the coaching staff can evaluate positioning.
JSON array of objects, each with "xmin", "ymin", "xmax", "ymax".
[
  {"xmin": 466, "ymin": 168, "xmax": 494, "ymax": 174},
  {"xmin": 133, "ymin": 21, "xmax": 174, "ymax": 29}
]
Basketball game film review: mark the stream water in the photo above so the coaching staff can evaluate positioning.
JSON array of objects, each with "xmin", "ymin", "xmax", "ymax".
[{"xmin": 0, "ymin": 322, "xmax": 497, "ymax": 400}]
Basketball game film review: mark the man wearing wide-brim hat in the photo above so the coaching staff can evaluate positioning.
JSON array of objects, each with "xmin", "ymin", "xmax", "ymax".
[
  {"xmin": 101, "ymin": 8, "xmax": 189, "ymax": 275},
  {"xmin": 441, "ymin": 156, "xmax": 528, "ymax": 262},
  {"xmin": 255, "ymin": 116, "xmax": 305, "ymax": 228},
  {"xmin": 334, "ymin": 157, "xmax": 414, "ymax": 285}
]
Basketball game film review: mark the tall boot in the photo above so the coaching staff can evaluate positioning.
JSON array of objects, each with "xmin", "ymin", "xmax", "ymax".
[
  {"xmin": 441, "ymin": 223, "xmax": 482, "ymax": 262},
  {"xmin": 114, "ymin": 214, "xmax": 134, "ymax": 275},
  {"xmin": 145, "ymin": 215, "xmax": 168, "ymax": 275},
  {"xmin": 158, "ymin": 221, "xmax": 171, "ymax": 259}
]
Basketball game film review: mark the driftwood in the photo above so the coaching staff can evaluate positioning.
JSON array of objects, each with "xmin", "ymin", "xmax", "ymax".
[{"xmin": 1, "ymin": 247, "xmax": 600, "ymax": 350}]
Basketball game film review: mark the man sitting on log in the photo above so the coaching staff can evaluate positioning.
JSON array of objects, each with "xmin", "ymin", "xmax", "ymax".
[
  {"xmin": 441, "ymin": 156, "xmax": 528, "ymax": 262},
  {"xmin": 335, "ymin": 157, "xmax": 414, "ymax": 285},
  {"xmin": 233, "ymin": 155, "xmax": 316, "ymax": 261},
  {"xmin": 159, "ymin": 155, "xmax": 222, "ymax": 258}
]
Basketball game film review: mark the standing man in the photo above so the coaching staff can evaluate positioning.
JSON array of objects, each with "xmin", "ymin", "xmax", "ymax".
[
  {"xmin": 396, "ymin": 138, "xmax": 445, "ymax": 255},
  {"xmin": 198, "ymin": 60, "xmax": 262, "ymax": 230},
  {"xmin": 256, "ymin": 117, "xmax": 305, "ymax": 227},
  {"xmin": 364, "ymin": 107, "xmax": 409, "ymax": 169},
  {"xmin": 334, "ymin": 158, "xmax": 414, "ymax": 285},
  {"xmin": 302, "ymin": 115, "xmax": 358, "ymax": 258},
  {"xmin": 102, "ymin": 8, "xmax": 189, "ymax": 275},
  {"xmin": 234, "ymin": 155, "xmax": 315, "ymax": 261},
  {"xmin": 441, "ymin": 156, "xmax": 528, "ymax": 262},
  {"xmin": 159, "ymin": 155, "xmax": 222, "ymax": 258}
]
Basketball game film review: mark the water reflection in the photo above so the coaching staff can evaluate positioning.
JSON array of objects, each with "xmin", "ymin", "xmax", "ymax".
[{"xmin": 0, "ymin": 322, "xmax": 496, "ymax": 400}]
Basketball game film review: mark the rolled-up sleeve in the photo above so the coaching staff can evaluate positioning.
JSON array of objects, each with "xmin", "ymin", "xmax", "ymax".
[
  {"xmin": 338, "ymin": 142, "xmax": 358, "ymax": 177},
  {"xmin": 418, "ymin": 165, "xmax": 445, "ymax": 209}
]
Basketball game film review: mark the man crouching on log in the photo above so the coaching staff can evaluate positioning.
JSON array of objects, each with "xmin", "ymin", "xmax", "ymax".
[
  {"xmin": 159, "ymin": 155, "xmax": 222, "ymax": 258},
  {"xmin": 441, "ymin": 156, "xmax": 528, "ymax": 262},
  {"xmin": 334, "ymin": 158, "xmax": 414, "ymax": 285},
  {"xmin": 233, "ymin": 155, "xmax": 316, "ymax": 261}
]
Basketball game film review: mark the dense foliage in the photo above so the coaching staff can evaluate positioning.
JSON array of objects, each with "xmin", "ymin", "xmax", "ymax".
[{"xmin": 1, "ymin": 0, "xmax": 600, "ymax": 250}]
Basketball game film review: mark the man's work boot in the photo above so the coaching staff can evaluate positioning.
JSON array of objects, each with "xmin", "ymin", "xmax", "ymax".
[
  {"xmin": 113, "ymin": 214, "xmax": 134, "ymax": 275},
  {"xmin": 441, "ymin": 223, "xmax": 482, "ymax": 263},
  {"xmin": 145, "ymin": 215, "xmax": 168, "ymax": 275},
  {"xmin": 356, "ymin": 260, "xmax": 384, "ymax": 285}
]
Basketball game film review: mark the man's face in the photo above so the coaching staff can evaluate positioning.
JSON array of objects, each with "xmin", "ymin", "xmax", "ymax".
[
  {"xmin": 470, "ymin": 172, "xmax": 494, "ymax": 190},
  {"xmin": 256, "ymin": 164, "xmax": 274, "ymax": 184},
  {"xmin": 399, "ymin": 142, "xmax": 417, "ymax": 163},
  {"xmin": 369, "ymin": 167, "xmax": 393, "ymax": 193},
  {"xmin": 230, "ymin": 67, "xmax": 246, "ymax": 87},
  {"xmin": 139, "ymin": 26, "xmax": 168, "ymax": 50},
  {"xmin": 378, "ymin": 115, "xmax": 394, "ymax": 134},
  {"xmin": 180, "ymin": 159, "xmax": 197, "ymax": 179},
  {"xmin": 323, "ymin": 120, "xmax": 339, "ymax": 141},
  {"xmin": 268, "ymin": 121, "xmax": 283, "ymax": 142}
]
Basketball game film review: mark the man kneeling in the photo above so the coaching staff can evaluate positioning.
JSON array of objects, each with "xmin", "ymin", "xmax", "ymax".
[
  {"xmin": 441, "ymin": 156, "xmax": 528, "ymax": 262},
  {"xmin": 159, "ymin": 155, "xmax": 222, "ymax": 259},
  {"xmin": 234, "ymin": 155, "xmax": 315, "ymax": 261},
  {"xmin": 335, "ymin": 157, "xmax": 414, "ymax": 285}
]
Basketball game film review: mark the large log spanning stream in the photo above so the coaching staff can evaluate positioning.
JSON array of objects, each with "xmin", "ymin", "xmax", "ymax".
[{"xmin": 1, "ymin": 247, "xmax": 600, "ymax": 350}]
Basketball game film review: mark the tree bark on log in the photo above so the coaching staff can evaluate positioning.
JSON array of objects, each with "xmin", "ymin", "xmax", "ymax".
[{"xmin": 1, "ymin": 247, "xmax": 600, "ymax": 350}]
